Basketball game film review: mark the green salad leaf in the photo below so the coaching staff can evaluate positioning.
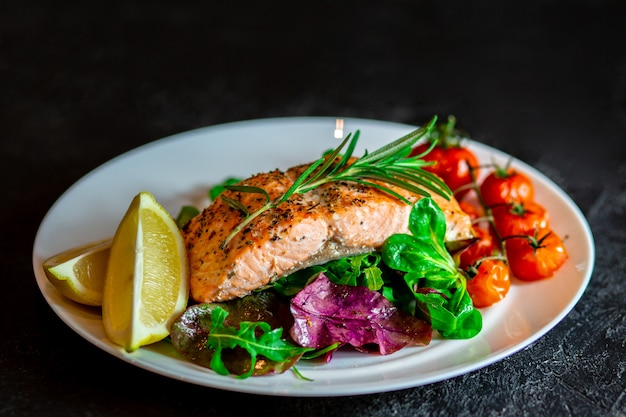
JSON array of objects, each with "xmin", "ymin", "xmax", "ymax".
[
  {"xmin": 328, "ymin": 253, "xmax": 385, "ymax": 289},
  {"xmin": 382, "ymin": 197, "xmax": 482, "ymax": 339},
  {"xmin": 175, "ymin": 177, "xmax": 243, "ymax": 228},
  {"xmin": 272, "ymin": 253, "xmax": 388, "ymax": 297},
  {"xmin": 209, "ymin": 177, "xmax": 242, "ymax": 201},
  {"xmin": 206, "ymin": 307, "xmax": 313, "ymax": 379},
  {"xmin": 175, "ymin": 205, "xmax": 200, "ymax": 228}
]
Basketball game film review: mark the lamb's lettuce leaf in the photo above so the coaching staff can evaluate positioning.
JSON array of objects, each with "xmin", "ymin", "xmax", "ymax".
[{"xmin": 382, "ymin": 197, "xmax": 482, "ymax": 339}]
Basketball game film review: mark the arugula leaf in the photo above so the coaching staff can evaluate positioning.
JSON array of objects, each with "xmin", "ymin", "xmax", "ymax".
[
  {"xmin": 382, "ymin": 197, "xmax": 482, "ymax": 339},
  {"xmin": 206, "ymin": 307, "xmax": 313, "ymax": 379}
]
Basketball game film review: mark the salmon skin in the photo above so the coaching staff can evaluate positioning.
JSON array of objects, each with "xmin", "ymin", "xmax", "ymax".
[{"xmin": 182, "ymin": 161, "xmax": 474, "ymax": 303}]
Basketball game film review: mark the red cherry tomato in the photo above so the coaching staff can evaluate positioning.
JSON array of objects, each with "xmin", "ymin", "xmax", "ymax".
[
  {"xmin": 459, "ymin": 227, "xmax": 498, "ymax": 269},
  {"xmin": 466, "ymin": 259, "xmax": 511, "ymax": 308},
  {"xmin": 492, "ymin": 201, "xmax": 549, "ymax": 238},
  {"xmin": 410, "ymin": 143, "xmax": 479, "ymax": 199},
  {"xmin": 459, "ymin": 200, "xmax": 484, "ymax": 223},
  {"xmin": 480, "ymin": 167, "xmax": 534, "ymax": 206},
  {"xmin": 505, "ymin": 229, "xmax": 568, "ymax": 281}
]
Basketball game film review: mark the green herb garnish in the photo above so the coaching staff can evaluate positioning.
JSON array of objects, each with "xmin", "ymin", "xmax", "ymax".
[{"xmin": 220, "ymin": 116, "xmax": 450, "ymax": 248}]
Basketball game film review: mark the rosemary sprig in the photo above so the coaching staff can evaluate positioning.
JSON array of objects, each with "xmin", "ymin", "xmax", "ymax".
[{"xmin": 219, "ymin": 116, "xmax": 451, "ymax": 249}]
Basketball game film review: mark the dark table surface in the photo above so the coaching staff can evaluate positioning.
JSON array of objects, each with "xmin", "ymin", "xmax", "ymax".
[{"xmin": 3, "ymin": 1, "xmax": 625, "ymax": 416}]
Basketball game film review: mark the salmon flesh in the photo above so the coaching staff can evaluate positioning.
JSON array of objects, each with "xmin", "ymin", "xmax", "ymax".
[{"xmin": 182, "ymin": 162, "xmax": 474, "ymax": 303}]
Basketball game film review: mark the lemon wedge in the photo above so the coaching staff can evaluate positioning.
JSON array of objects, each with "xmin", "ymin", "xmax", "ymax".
[
  {"xmin": 102, "ymin": 191, "xmax": 189, "ymax": 352},
  {"xmin": 43, "ymin": 238, "xmax": 112, "ymax": 306}
]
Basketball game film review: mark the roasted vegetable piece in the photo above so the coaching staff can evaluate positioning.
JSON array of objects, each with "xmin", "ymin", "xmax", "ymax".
[
  {"xmin": 479, "ymin": 167, "xmax": 534, "ymax": 206},
  {"xmin": 458, "ymin": 226, "xmax": 498, "ymax": 269},
  {"xmin": 410, "ymin": 115, "xmax": 479, "ymax": 199},
  {"xmin": 466, "ymin": 259, "xmax": 511, "ymax": 308},
  {"xmin": 458, "ymin": 200, "xmax": 484, "ymax": 223},
  {"xmin": 505, "ymin": 228, "xmax": 568, "ymax": 281},
  {"xmin": 491, "ymin": 201, "xmax": 549, "ymax": 238}
]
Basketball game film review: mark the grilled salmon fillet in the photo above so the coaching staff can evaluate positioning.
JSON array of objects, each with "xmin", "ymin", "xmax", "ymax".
[{"xmin": 182, "ymin": 162, "xmax": 474, "ymax": 303}]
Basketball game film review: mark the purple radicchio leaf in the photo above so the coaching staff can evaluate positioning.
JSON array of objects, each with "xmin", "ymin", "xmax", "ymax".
[{"xmin": 289, "ymin": 273, "xmax": 432, "ymax": 355}]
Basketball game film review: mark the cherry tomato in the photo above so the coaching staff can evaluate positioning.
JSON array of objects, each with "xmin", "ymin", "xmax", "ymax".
[
  {"xmin": 505, "ymin": 229, "xmax": 568, "ymax": 281},
  {"xmin": 410, "ymin": 143, "xmax": 479, "ymax": 199},
  {"xmin": 459, "ymin": 227, "xmax": 498, "ymax": 269},
  {"xmin": 466, "ymin": 259, "xmax": 511, "ymax": 308},
  {"xmin": 492, "ymin": 201, "xmax": 549, "ymax": 238},
  {"xmin": 480, "ymin": 167, "xmax": 534, "ymax": 206},
  {"xmin": 459, "ymin": 200, "xmax": 484, "ymax": 223}
]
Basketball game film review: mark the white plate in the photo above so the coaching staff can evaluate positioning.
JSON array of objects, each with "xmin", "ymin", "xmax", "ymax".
[{"xmin": 32, "ymin": 117, "xmax": 595, "ymax": 397}]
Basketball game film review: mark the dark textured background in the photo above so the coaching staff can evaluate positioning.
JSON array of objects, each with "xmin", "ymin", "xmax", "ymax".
[{"xmin": 2, "ymin": 1, "xmax": 625, "ymax": 416}]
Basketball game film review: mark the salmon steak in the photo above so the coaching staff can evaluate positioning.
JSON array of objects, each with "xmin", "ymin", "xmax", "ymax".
[{"xmin": 182, "ymin": 161, "xmax": 474, "ymax": 303}]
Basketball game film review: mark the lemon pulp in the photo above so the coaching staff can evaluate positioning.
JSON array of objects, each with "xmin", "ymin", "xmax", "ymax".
[
  {"xmin": 102, "ymin": 191, "xmax": 189, "ymax": 352},
  {"xmin": 43, "ymin": 238, "xmax": 112, "ymax": 306}
]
